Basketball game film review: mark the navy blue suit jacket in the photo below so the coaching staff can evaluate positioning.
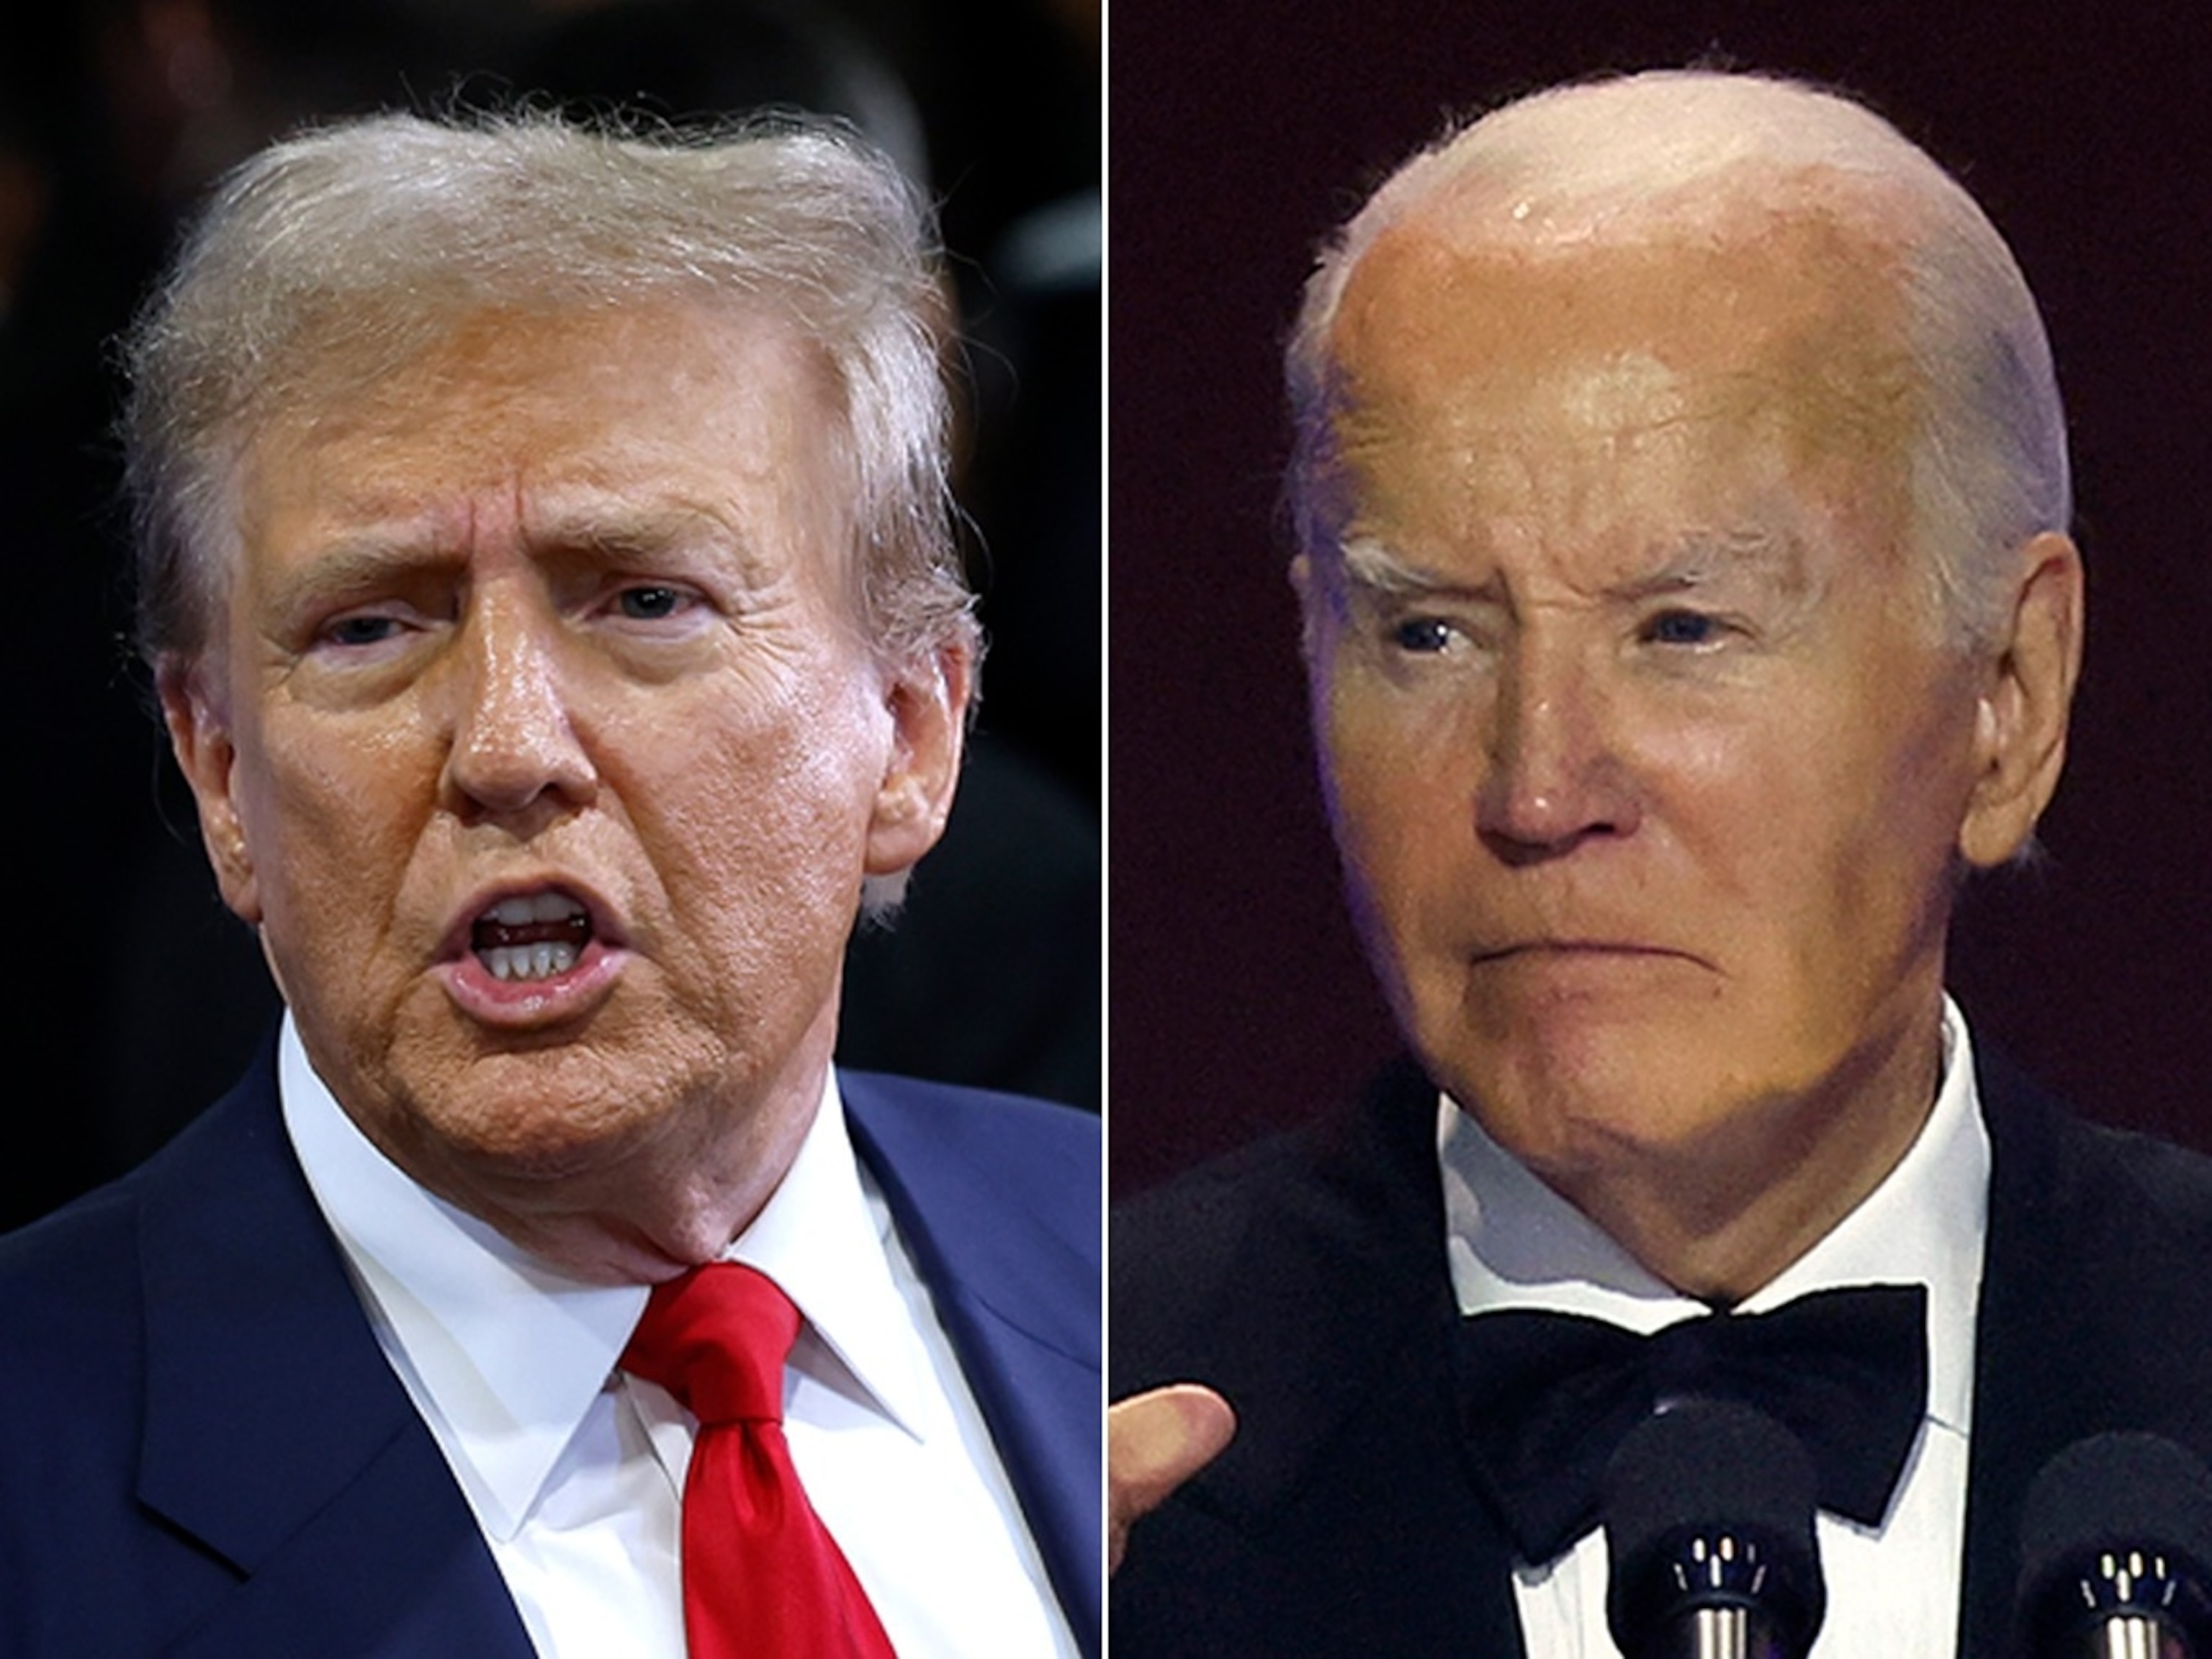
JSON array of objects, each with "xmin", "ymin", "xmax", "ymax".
[
  {"xmin": 1112, "ymin": 1051, "xmax": 2212, "ymax": 1656},
  {"xmin": 0, "ymin": 1048, "xmax": 1101, "ymax": 1657}
]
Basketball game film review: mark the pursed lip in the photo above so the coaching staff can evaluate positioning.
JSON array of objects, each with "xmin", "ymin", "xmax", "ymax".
[{"xmin": 1467, "ymin": 938, "xmax": 1709, "ymax": 968}]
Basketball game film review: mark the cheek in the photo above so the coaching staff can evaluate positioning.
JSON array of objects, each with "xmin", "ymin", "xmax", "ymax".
[
  {"xmin": 238, "ymin": 718, "xmax": 410, "ymax": 906},
  {"xmin": 228, "ymin": 714, "xmax": 439, "ymax": 1048},
  {"xmin": 1318, "ymin": 701, "xmax": 1480, "ymax": 998},
  {"xmin": 634, "ymin": 673, "xmax": 886, "ymax": 958},
  {"xmin": 1323, "ymin": 655, "xmax": 1472, "ymax": 822},
  {"xmin": 1331, "ymin": 768, "xmax": 1456, "ymax": 923},
  {"xmin": 1667, "ymin": 696, "xmax": 1974, "ymax": 967}
]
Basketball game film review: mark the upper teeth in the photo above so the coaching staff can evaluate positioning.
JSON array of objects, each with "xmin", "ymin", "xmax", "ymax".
[{"xmin": 486, "ymin": 892, "xmax": 587, "ymax": 925}]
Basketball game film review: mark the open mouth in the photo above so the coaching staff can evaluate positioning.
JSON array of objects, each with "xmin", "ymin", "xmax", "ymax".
[{"xmin": 470, "ymin": 891, "xmax": 593, "ymax": 983}]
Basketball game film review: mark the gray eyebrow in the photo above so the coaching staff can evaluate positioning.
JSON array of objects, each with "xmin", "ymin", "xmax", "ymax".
[
  {"xmin": 1334, "ymin": 526, "xmax": 1814, "ymax": 608},
  {"xmin": 1335, "ymin": 537, "xmax": 1490, "ymax": 599},
  {"xmin": 1606, "ymin": 527, "xmax": 1811, "ymax": 603}
]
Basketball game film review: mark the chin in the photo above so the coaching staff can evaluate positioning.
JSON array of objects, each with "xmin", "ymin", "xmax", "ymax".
[
  {"xmin": 1434, "ymin": 1019, "xmax": 1760, "ymax": 1173},
  {"xmin": 392, "ymin": 1051, "xmax": 675, "ymax": 1178}
]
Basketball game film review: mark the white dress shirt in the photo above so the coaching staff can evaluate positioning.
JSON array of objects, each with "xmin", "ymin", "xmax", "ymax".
[
  {"xmin": 1439, "ymin": 998, "xmax": 1989, "ymax": 1659},
  {"xmin": 279, "ymin": 1017, "xmax": 1078, "ymax": 1659}
]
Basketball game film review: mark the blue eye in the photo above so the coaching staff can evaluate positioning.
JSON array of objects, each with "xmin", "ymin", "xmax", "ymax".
[
  {"xmin": 1390, "ymin": 617, "xmax": 1455, "ymax": 654},
  {"xmin": 616, "ymin": 585, "xmax": 685, "ymax": 620},
  {"xmin": 1644, "ymin": 609, "xmax": 1721, "ymax": 647}
]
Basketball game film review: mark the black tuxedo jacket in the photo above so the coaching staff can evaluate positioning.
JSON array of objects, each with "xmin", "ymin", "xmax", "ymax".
[
  {"xmin": 0, "ymin": 1046, "xmax": 1102, "ymax": 1657},
  {"xmin": 1112, "ymin": 1051, "xmax": 2212, "ymax": 1655}
]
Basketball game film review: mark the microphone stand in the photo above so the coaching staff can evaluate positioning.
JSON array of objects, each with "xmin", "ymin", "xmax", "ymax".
[
  {"xmin": 1675, "ymin": 1606, "xmax": 1783, "ymax": 1659},
  {"xmin": 2081, "ymin": 1621, "xmax": 2186, "ymax": 1659}
]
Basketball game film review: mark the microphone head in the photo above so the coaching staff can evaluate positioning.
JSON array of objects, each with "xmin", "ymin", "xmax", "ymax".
[
  {"xmin": 1603, "ymin": 1397, "xmax": 1825, "ymax": 1658},
  {"xmin": 2018, "ymin": 1431, "xmax": 2212, "ymax": 1653}
]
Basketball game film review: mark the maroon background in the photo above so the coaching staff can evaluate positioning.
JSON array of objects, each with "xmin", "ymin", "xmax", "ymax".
[{"xmin": 1107, "ymin": 2, "xmax": 2212, "ymax": 1195}]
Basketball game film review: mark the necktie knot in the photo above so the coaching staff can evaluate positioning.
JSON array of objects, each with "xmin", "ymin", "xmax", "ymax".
[
  {"xmin": 623, "ymin": 1261, "xmax": 799, "ymax": 1426},
  {"xmin": 619, "ymin": 1261, "xmax": 896, "ymax": 1657}
]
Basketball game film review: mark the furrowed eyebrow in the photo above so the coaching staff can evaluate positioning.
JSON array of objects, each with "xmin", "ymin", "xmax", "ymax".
[
  {"xmin": 1606, "ymin": 529, "xmax": 1814, "ymax": 606},
  {"xmin": 523, "ymin": 498, "xmax": 780, "ymax": 590},
  {"xmin": 1335, "ymin": 537, "xmax": 1496, "ymax": 601},
  {"xmin": 261, "ymin": 500, "xmax": 768, "ymax": 618},
  {"xmin": 261, "ymin": 531, "xmax": 458, "ymax": 618},
  {"xmin": 524, "ymin": 501, "xmax": 731, "ymax": 559},
  {"xmin": 1327, "ymin": 526, "xmax": 1820, "ymax": 617}
]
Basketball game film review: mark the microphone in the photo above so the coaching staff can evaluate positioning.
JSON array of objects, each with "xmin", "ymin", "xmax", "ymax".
[
  {"xmin": 1603, "ymin": 1398, "xmax": 1825, "ymax": 1659},
  {"xmin": 2018, "ymin": 1432, "xmax": 2212, "ymax": 1658}
]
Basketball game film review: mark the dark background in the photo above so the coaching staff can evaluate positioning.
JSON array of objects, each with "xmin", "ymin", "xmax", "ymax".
[
  {"xmin": 1, "ymin": 0, "xmax": 1100, "ymax": 1231},
  {"xmin": 1107, "ymin": 2, "xmax": 2212, "ymax": 1195}
]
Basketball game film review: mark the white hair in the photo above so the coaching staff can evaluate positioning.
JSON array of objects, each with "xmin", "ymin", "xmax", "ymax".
[
  {"xmin": 1286, "ymin": 69, "xmax": 2071, "ymax": 649},
  {"xmin": 124, "ymin": 106, "xmax": 976, "ymax": 678}
]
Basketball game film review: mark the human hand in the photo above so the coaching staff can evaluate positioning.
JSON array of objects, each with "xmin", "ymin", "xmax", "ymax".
[{"xmin": 1108, "ymin": 1383, "xmax": 1237, "ymax": 1573}]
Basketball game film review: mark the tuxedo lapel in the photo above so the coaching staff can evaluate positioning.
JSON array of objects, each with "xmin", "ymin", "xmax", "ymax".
[
  {"xmin": 132, "ymin": 1053, "xmax": 533, "ymax": 1658},
  {"xmin": 1112, "ymin": 1061, "xmax": 1526, "ymax": 1656},
  {"xmin": 1958, "ymin": 1053, "xmax": 2080, "ymax": 1658},
  {"xmin": 1959, "ymin": 1051, "xmax": 2212, "ymax": 1658},
  {"xmin": 840, "ymin": 1070, "xmax": 1102, "ymax": 1657},
  {"xmin": 1144, "ymin": 1062, "xmax": 1455, "ymax": 1519}
]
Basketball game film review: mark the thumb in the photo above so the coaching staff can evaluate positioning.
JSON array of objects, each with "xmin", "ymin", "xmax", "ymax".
[{"xmin": 1109, "ymin": 1383, "xmax": 1237, "ymax": 1573}]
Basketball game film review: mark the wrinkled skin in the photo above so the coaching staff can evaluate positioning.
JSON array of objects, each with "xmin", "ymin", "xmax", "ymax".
[
  {"xmin": 1302, "ymin": 207, "xmax": 2080, "ymax": 1298},
  {"xmin": 165, "ymin": 302, "xmax": 968, "ymax": 1282}
]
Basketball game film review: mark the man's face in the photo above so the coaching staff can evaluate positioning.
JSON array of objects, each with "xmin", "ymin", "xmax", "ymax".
[
  {"xmin": 1308, "ymin": 211, "xmax": 2030, "ymax": 1197},
  {"xmin": 168, "ymin": 302, "xmax": 958, "ymax": 1251}
]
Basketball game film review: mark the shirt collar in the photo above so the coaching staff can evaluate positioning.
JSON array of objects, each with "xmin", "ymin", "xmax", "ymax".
[
  {"xmin": 1439, "ymin": 996, "xmax": 1989, "ymax": 1435},
  {"xmin": 279, "ymin": 1014, "xmax": 934, "ymax": 1541},
  {"xmin": 720, "ymin": 1070, "xmax": 938, "ymax": 1449}
]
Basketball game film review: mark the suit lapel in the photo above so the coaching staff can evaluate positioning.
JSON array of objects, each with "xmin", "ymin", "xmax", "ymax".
[
  {"xmin": 840, "ymin": 1070, "xmax": 1102, "ymax": 1657},
  {"xmin": 133, "ymin": 1052, "xmax": 534, "ymax": 1658}
]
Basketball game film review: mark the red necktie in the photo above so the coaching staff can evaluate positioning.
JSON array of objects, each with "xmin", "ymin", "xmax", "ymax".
[{"xmin": 622, "ymin": 1262, "xmax": 898, "ymax": 1658}]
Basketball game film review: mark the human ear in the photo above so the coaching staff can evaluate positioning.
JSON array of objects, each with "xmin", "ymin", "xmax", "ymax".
[
  {"xmin": 862, "ymin": 640, "xmax": 972, "ymax": 878},
  {"xmin": 159, "ymin": 661, "xmax": 264, "ymax": 924},
  {"xmin": 1958, "ymin": 532, "xmax": 2084, "ymax": 868}
]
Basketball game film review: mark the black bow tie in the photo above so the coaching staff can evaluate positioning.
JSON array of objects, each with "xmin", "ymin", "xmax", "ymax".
[{"xmin": 1450, "ymin": 1283, "xmax": 1929, "ymax": 1565}]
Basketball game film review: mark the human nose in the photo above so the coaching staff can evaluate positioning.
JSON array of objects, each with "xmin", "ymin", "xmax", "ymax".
[
  {"xmin": 1475, "ymin": 637, "xmax": 1640, "ymax": 860},
  {"xmin": 439, "ymin": 591, "xmax": 598, "ymax": 822}
]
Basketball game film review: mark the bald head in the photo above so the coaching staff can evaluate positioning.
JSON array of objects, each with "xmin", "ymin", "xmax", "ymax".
[{"xmin": 1288, "ymin": 69, "xmax": 2069, "ymax": 649}]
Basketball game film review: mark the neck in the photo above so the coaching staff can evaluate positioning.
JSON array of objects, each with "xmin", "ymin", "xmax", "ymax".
[
  {"xmin": 364, "ymin": 1017, "xmax": 843, "ymax": 1287},
  {"xmin": 454, "ymin": 1094, "xmax": 821, "ymax": 1285}
]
